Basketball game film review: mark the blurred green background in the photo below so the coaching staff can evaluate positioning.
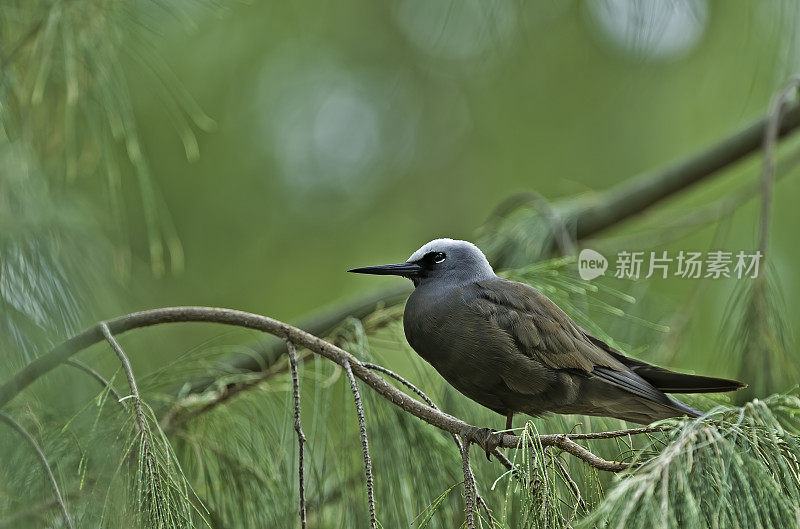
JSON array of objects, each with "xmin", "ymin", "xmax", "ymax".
[
  {"xmin": 121, "ymin": 0, "xmax": 799, "ymax": 377},
  {"xmin": 3, "ymin": 0, "xmax": 800, "ymax": 527}
]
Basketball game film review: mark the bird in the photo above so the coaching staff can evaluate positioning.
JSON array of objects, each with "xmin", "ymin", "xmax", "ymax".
[{"xmin": 348, "ymin": 238, "xmax": 745, "ymax": 446}]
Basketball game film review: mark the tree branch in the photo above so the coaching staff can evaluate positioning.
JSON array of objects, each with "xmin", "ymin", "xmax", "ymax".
[
  {"xmin": 461, "ymin": 443, "xmax": 476, "ymax": 529},
  {"xmin": 0, "ymin": 306, "xmax": 657, "ymax": 472},
  {"xmin": 571, "ymin": 101, "xmax": 800, "ymax": 240},
  {"xmin": 287, "ymin": 340, "xmax": 307, "ymax": 529},
  {"xmin": 100, "ymin": 322, "xmax": 147, "ymax": 436},
  {"xmin": 184, "ymin": 287, "xmax": 411, "ymax": 395},
  {"xmin": 362, "ymin": 362, "xmax": 494, "ymax": 525},
  {"xmin": 344, "ymin": 359, "xmax": 377, "ymax": 528},
  {"xmin": 0, "ymin": 411, "xmax": 74, "ymax": 529},
  {"xmin": 65, "ymin": 358, "xmax": 125, "ymax": 407},
  {"xmin": 552, "ymin": 435, "xmax": 629, "ymax": 472}
]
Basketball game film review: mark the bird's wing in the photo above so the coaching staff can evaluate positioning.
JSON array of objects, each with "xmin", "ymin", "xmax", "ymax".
[
  {"xmin": 467, "ymin": 279, "xmax": 624, "ymax": 373},
  {"xmin": 467, "ymin": 278, "xmax": 678, "ymax": 406}
]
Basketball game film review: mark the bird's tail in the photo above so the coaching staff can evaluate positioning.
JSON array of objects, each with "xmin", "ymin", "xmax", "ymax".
[
  {"xmin": 629, "ymin": 365, "xmax": 746, "ymax": 394},
  {"xmin": 618, "ymin": 367, "xmax": 741, "ymax": 423},
  {"xmin": 584, "ymin": 333, "xmax": 747, "ymax": 394}
]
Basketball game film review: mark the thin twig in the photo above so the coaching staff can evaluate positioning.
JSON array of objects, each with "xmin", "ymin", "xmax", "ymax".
[
  {"xmin": 0, "ymin": 412, "xmax": 74, "ymax": 529},
  {"xmin": 461, "ymin": 442, "xmax": 476, "ymax": 529},
  {"xmin": 553, "ymin": 436, "xmax": 628, "ymax": 472},
  {"xmin": 468, "ymin": 464, "xmax": 494, "ymax": 527},
  {"xmin": 551, "ymin": 453, "xmax": 587, "ymax": 512},
  {"xmin": 0, "ymin": 307, "xmax": 661, "ymax": 472},
  {"xmin": 65, "ymin": 358, "xmax": 125, "ymax": 408},
  {"xmin": 100, "ymin": 322, "xmax": 147, "ymax": 435},
  {"xmin": 560, "ymin": 427, "xmax": 663, "ymax": 440},
  {"xmin": 491, "ymin": 448, "xmax": 514, "ymax": 471},
  {"xmin": 99, "ymin": 321, "xmax": 162, "ymax": 519},
  {"xmin": 362, "ymin": 362, "xmax": 435, "ymax": 407},
  {"xmin": 287, "ymin": 340, "xmax": 307, "ymax": 529},
  {"xmin": 363, "ymin": 362, "xmax": 494, "ymax": 525},
  {"xmin": 343, "ymin": 359, "xmax": 377, "ymax": 528}
]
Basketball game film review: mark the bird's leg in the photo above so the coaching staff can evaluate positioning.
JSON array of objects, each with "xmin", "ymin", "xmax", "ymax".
[
  {"xmin": 462, "ymin": 426, "xmax": 503, "ymax": 461},
  {"xmin": 505, "ymin": 412, "xmax": 514, "ymax": 432}
]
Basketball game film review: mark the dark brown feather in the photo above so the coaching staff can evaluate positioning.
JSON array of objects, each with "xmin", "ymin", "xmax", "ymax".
[
  {"xmin": 471, "ymin": 279, "xmax": 627, "ymax": 373},
  {"xmin": 583, "ymin": 332, "xmax": 747, "ymax": 393}
]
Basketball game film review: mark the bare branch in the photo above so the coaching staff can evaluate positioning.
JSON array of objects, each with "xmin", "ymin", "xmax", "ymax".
[
  {"xmin": 553, "ymin": 436, "xmax": 629, "ymax": 472},
  {"xmin": 0, "ymin": 307, "xmax": 659, "ymax": 472},
  {"xmin": 560, "ymin": 427, "xmax": 663, "ymax": 440},
  {"xmin": 99, "ymin": 321, "xmax": 167, "ymax": 525},
  {"xmin": 491, "ymin": 448, "xmax": 514, "ymax": 472},
  {"xmin": 287, "ymin": 340, "xmax": 307, "ymax": 529},
  {"xmin": 185, "ymin": 287, "xmax": 412, "ymax": 396},
  {"xmin": 100, "ymin": 322, "xmax": 147, "ymax": 436},
  {"xmin": 65, "ymin": 358, "xmax": 125, "ymax": 407},
  {"xmin": 344, "ymin": 360, "xmax": 377, "ymax": 528},
  {"xmin": 167, "ymin": 101, "xmax": 800, "ymax": 401},
  {"xmin": 461, "ymin": 443, "xmax": 476, "ymax": 529},
  {"xmin": 0, "ymin": 411, "xmax": 74, "ymax": 529},
  {"xmin": 551, "ymin": 453, "xmax": 587, "ymax": 513},
  {"xmin": 363, "ymin": 362, "xmax": 494, "ymax": 525},
  {"xmin": 362, "ymin": 362, "xmax": 436, "ymax": 407}
]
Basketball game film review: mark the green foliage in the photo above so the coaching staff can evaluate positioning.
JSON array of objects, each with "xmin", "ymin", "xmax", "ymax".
[
  {"xmin": 476, "ymin": 193, "xmax": 576, "ymax": 271},
  {"xmin": 722, "ymin": 269, "xmax": 799, "ymax": 403},
  {"xmin": 2, "ymin": 259, "xmax": 800, "ymax": 528},
  {"xmin": 499, "ymin": 423, "xmax": 582, "ymax": 529},
  {"xmin": 1, "ymin": 0, "xmax": 215, "ymax": 275},
  {"xmin": 0, "ymin": 144, "xmax": 106, "ymax": 368},
  {"xmin": 3, "ymin": 3, "xmax": 800, "ymax": 528},
  {"xmin": 502, "ymin": 256, "xmax": 667, "ymax": 350},
  {"xmin": 583, "ymin": 396, "xmax": 800, "ymax": 529},
  {"xmin": 125, "ymin": 403, "xmax": 204, "ymax": 529}
]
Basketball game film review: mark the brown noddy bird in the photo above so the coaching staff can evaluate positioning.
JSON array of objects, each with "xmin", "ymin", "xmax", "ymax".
[{"xmin": 349, "ymin": 238, "xmax": 745, "ymax": 442}]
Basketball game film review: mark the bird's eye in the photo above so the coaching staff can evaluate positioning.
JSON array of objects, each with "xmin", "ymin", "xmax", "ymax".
[{"xmin": 422, "ymin": 251, "xmax": 446, "ymax": 265}]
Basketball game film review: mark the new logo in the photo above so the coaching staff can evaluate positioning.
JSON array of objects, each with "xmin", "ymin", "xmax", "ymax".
[{"xmin": 578, "ymin": 249, "xmax": 607, "ymax": 280}]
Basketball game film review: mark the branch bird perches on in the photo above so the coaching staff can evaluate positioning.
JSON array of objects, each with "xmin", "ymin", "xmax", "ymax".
[{"xmin": 0, "ymin": 306, "xmax": 663, "ymax": 473}]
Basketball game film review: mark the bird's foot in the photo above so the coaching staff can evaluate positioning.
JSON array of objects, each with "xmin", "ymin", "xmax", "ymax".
[{"xmin": 462, "ymin": 426, "xmax": 503, "ymax": 461}]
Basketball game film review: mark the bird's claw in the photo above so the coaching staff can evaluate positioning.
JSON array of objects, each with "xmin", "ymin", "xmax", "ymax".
[{"xmin": 463, "ymin": 426, "xmax": 503, "ymax": 460}]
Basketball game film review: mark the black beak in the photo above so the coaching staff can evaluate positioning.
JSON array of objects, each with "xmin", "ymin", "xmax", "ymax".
[{"xmin": 348, "ymin": 262, "xmax": 422, "ymax": 276}]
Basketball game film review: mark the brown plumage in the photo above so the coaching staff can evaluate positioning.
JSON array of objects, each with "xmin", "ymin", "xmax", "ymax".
[{"xmin": 350, "ymin": 238, "xmax": 746, "ymax": 427}]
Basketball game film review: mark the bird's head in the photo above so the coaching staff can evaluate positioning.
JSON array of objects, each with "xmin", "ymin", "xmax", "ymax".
[{"xmin": 348, "ymin": 238, "xmax": 496, "ymax": 287}]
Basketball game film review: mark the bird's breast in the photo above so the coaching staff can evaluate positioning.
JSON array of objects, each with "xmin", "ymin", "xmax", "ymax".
[{"xmin": 403, "ymin": 287, "xmax": 455, "ymax": 365}]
